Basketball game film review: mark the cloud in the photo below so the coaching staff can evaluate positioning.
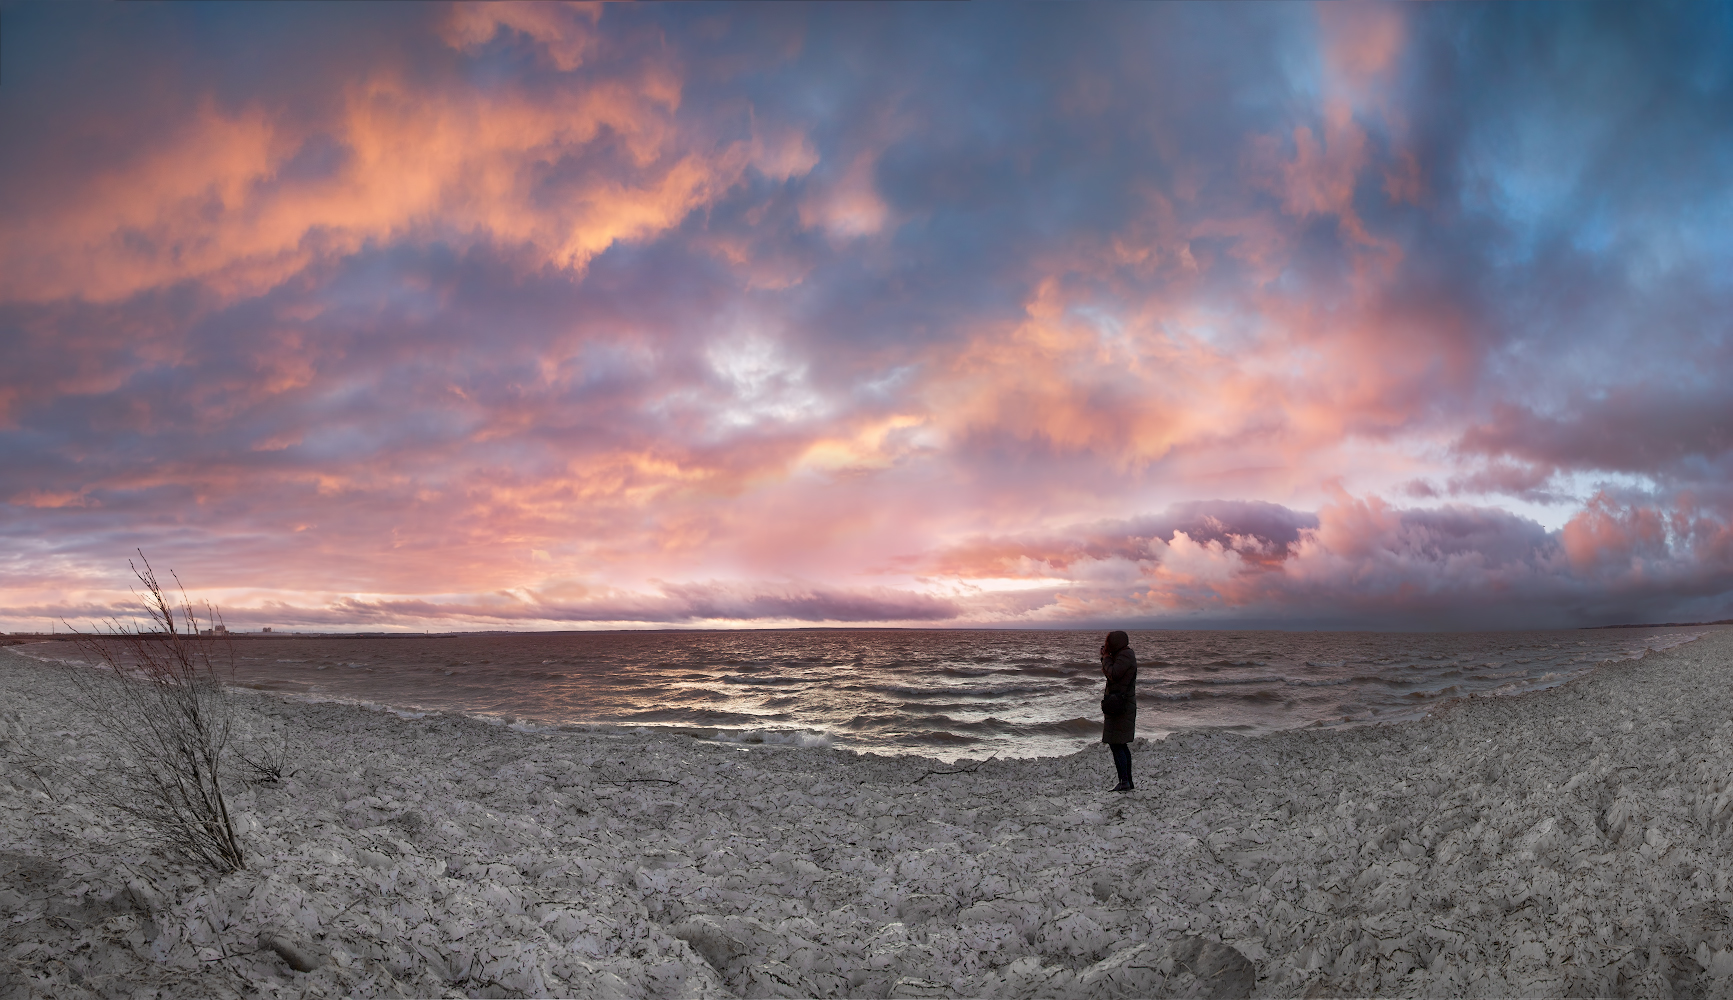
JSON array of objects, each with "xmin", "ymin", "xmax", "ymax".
[
  {"xmin": 6, "ymin": 580, "xmax": 961, "ymax": 631},
  {"xmin": 1560, "ymin": 491, "xmax": 1672, "ymax": 572},
  {"xmin": 0, "ymin": 6, "xmax": 805, "ymax": 307},
  {"xmin": 1457, "ymin": 389, "xmax": 1733, "ymax": 480},
  {"xmin": 441, "ymin": 2, "xmax": 603, "ymax": 72},
  {"xmin": 929, "ymin": 501, "xmax": 1317, "ymax": 580},
  {"xmin": 922, "ymin": 492, "xmax": 1733, "ymax": 628},
  {"xmin": 7, "ymin": 490, "xmax": 1733, "ymax": 631},
  {"xmin": 3, "ymin": 4, "xmax": 1733, "ymax": 630}
]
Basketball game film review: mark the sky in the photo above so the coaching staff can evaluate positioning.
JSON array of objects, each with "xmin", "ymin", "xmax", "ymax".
[{"xmin": 3, "ymin": 1, "xmax": 1732, "ymax": 633}]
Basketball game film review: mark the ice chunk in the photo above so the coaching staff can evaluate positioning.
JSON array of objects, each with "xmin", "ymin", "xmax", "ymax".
[
  {"xmin": 888, "ymin": 976, "xmax": 950, "ymax": 998},
  {"xmin": 261, "ymin": 935, "xmax": 321, "ymax": 973},
  {"xmin": 1077, "ymin": 943, "xmax": 1168, "ymax": 997},
  {"xmin": 1166, "ymin": 936, "xmax": 1256, "ymax": 999}
]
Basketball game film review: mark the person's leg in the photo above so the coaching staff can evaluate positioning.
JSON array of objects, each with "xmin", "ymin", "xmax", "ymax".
[{"xmin": 1110, "ymin": 743, "xmax": 1132, "ymax": 790}]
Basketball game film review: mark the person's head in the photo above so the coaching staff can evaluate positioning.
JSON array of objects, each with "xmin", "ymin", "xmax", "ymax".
[{"xmin": 1105, "ymin": 630, "xmax": 1129, "ymax": 653}]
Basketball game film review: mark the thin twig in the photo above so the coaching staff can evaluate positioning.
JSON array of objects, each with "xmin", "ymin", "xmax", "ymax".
[
  {"xmin": 328, "ymin": 892, "xmax": 369, "ymax": 922},
  {"xmin": 12, "ymin": 760, "xmax": 59, "ymax": 802},
  {"xmin": 590, "ymin": 761, "xmax": 680, "ymax": 785},
  {"xmin": 913, "ymin": 754, "xmax": 999, "ymax": 783}
]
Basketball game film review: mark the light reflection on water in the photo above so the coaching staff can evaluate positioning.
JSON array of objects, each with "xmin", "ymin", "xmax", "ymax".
[{"xmin": 15, "ymin": 627, "xmax": 1706, "ymax": 759}]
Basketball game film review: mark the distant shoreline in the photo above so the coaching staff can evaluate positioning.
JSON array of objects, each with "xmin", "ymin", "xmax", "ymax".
[{"xmin": 1582, "ymin": 619, "xmax": 1733, "ymax": 629}]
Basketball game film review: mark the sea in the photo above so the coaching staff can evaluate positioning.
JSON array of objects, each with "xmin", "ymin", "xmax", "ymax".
[{"xmin": 8, "ymin": 627, "xmax": 1708, "ymax": 760}]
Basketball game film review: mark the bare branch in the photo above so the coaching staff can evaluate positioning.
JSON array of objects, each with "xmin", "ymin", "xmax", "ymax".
[{"xmin": 46, "ymin": 551, "xmax": 248, "ymax": 874}]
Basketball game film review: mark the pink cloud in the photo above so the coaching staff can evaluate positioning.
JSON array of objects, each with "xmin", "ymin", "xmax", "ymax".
[{"xmin": 1561, "ymin": 493, "xmax": 1670, "ymax": 571}]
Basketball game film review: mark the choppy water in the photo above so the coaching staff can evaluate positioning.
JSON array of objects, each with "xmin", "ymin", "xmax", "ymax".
[{"xmin": 8, "ymin": 627, "xmax": 1707, "ymax": 759}]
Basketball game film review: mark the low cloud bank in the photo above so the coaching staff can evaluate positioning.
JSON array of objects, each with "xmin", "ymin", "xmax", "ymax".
[
  {"xmin": 6, "ymin": 581, "xmax": 962, "ymax": 632},
  {"xmin": 11, "ymin": 494, "xmax": 1730, "ymax": 633},
  {"xmin": 930, "ymin": 494, "xmax": 1733, "ymax": 630}
]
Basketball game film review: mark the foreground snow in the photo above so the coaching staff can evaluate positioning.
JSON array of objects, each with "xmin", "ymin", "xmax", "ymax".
[{"xmin": 4, "ymin": 629, "xmax": 1733, "ymax": 998}]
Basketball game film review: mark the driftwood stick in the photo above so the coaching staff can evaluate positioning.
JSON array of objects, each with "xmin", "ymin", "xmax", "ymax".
[{"xmin": 914, "ymin": 754, "xmax": 999, "ymax": 784}]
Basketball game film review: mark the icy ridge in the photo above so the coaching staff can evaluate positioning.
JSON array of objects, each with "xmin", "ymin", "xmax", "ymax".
[{"xmin": 2, "ymin": 629, "xmax": 1732, "ymax": 997}]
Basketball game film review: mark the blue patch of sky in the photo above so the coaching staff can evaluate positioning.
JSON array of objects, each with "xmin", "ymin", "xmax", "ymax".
[
  {"xmin": 1069, "ymin": 305, "xmax": 1128, "ymax": 349},
  {"xmin": 1269, "ymin": 11, "xmax": 1324, "ymax": 111},
  {"xmin": 854, "ymin": 365, "xmax": 916, "ymax": 403}
]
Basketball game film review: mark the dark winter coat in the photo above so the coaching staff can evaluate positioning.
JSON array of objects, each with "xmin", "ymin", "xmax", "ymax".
[{"xmin": 1100, "ymin": 645, "xmax": 1137, "ymax": 744}]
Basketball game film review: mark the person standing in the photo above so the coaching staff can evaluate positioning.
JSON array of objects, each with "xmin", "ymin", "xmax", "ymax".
[{"xmin": 1099, "ymin": 630, "xmax": 1137, "ymax": 791}]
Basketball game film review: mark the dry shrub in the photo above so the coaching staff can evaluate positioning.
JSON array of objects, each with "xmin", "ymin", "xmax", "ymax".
[{"xmin": 59, "ymin": 554, "xmax": 246, "ymax": 874}]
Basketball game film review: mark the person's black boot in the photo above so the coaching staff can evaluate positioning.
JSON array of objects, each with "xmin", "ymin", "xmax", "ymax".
[{"xmin": 1110, "ymin": 744, "xmax": 1133, "ymax": 791}]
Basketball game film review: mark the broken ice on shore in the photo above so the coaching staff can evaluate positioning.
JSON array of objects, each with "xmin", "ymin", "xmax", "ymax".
[{"xmin": 5, "ymin": 629, "xmax": 1733, "ymax": 998}]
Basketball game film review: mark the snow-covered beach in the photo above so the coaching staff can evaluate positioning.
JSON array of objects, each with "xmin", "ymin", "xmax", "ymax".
[{"xmin": 5, "ymin": 628, "xmax": 1733, "ymax": 998}]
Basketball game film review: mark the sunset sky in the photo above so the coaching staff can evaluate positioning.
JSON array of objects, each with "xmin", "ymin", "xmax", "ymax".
[{"xmin": 3, "ymin": 2, "xmax": 1732, "ymax": 632}]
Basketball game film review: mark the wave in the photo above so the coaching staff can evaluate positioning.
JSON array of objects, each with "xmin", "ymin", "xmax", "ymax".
[
  {"xmin": 894, "ymin": 730, "xmax": 981, "ymax": 745},
  {"xmin": 1152, "ymin": 688, "xmax": 1285, "ymax": 703},
  {"xmin": 618, "ymin": 707, "xmax": 771, "ymax": 726},
  {"xmin": 234, "ymin": 678, "xmax": 313, "ymax": 692},
  {"xmin": 893, "ymin": 700, "xmax": 1009, "ymax": 714},
  {"xmin": 1012, "ymin": 664, "xmax": 1084, "ymax": 677},
  {"xmin": 840, "ymin": 712, "xmax": 1101, "ymax": 741},
  {"xmin": 713, "ymin": 728, "xmax": 832, "ymax": 748},
  {"xmin": 1016, "ymin": 717, "xmax": 1104, "ymax": 737},
  {"xmin": 868, "ymin": 682, "xmax": 1056, "ymax": 699},
  {"xmin": 1167, "ymin": 674, "xmax": 1287, "ymax": 687},
  {"xmin": 901, "ymin": 717, "xmax": 1101, "ymax": 742},
  {"xmin": 665, "ymin": 688, "xmax": 730, "ymax": 701}
]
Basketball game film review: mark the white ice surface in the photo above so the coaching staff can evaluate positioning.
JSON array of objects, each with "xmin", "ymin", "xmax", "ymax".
[{"xmin": 4, "ymin": 629, "xmax": 1733, "ymax": 998}]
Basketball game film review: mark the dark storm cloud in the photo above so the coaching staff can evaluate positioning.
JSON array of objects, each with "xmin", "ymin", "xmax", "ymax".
[{"xmin": 1458, "ymin": 391, "xmax": 1733, "ymax": 481}]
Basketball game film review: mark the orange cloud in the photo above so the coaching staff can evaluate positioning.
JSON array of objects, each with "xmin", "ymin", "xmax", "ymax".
[
  {"xmin": 930, "ymin": 277, "xmax": 1254, "ymax": 472},
  {"xmin": 442, "ymin": 2, "xmax": 604, "ymax": 72},
  {"xmin": 0, "ymin": 24, "xmax": 811, "ymax": 306},
  {"xmin": 10, "ymin": 490, "xmax": 97, "ymax": 509}
]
